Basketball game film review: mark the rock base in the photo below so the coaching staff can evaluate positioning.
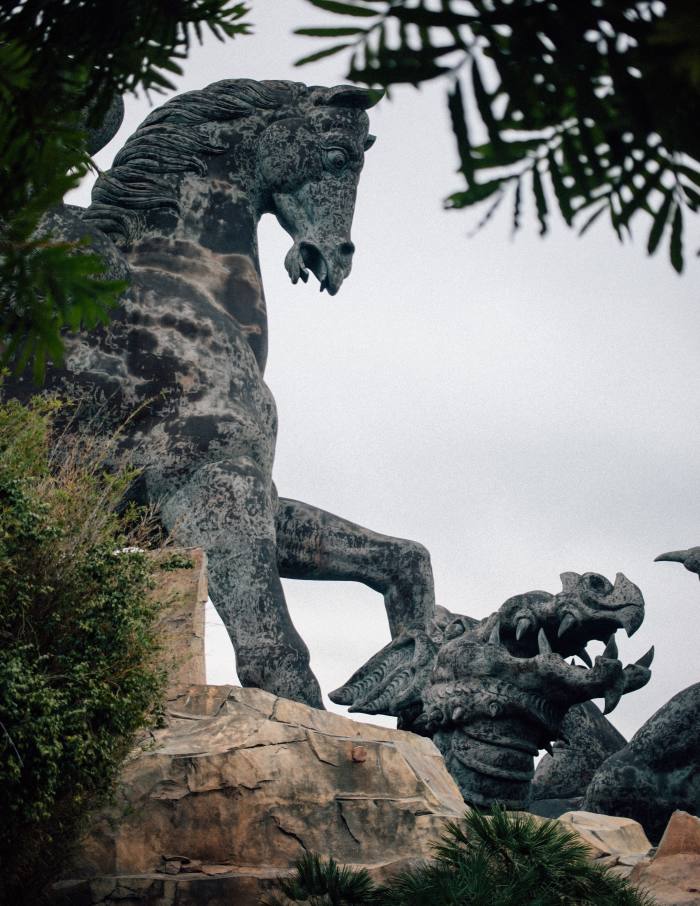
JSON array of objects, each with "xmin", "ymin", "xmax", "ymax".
[{"xmin": 53, "ymin": 684, "xmax": 465, "ymax": 905}]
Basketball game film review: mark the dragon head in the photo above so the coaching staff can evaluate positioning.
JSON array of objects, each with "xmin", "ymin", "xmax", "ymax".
[{"xmin": 331, "ymin": 572, "xmax": 652, "ymax": 809}]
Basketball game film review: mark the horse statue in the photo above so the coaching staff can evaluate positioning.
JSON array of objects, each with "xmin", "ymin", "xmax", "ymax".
[{"xmin": 5, "ymin": 79, "xmax": 436, "ymax": 708}]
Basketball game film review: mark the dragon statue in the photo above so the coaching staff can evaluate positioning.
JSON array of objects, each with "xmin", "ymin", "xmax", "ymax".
[{"xmin": 331, "ymin": 570, "xmax": 653, "ymax": 809}]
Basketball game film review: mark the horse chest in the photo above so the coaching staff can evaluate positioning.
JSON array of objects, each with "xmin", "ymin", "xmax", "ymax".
[{"xmin": 34, "ymin": 268, "xmax": 274, "ymax": 480}]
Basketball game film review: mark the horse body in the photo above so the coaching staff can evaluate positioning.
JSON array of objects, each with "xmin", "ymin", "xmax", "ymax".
[{"xmin": 7, "ymin": 80, "xmax": 436, "ymax": 707}]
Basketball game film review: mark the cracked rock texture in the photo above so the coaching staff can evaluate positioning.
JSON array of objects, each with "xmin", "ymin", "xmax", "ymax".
[{"xmin": 53, "ymin": 685, "xmax": 464, "ymax": 905}]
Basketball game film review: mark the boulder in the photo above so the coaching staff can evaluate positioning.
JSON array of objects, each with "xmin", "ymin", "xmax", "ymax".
[
  {"xmin": 656, "ymin": 811, "xmax": 700, "ymax": 860},
  {"xmin": 52, "ymin": 684, "xmax": 465, "ymax": 905},
  {"xmin": 583, "ymin": 683, "xmax": 700, "ymax": 842},
  {"xmin": 630, "ymin": 853, "xmax": 700, "ymax": 905},
  {"xmin": 557, "ymin": 810, "xmax": 652, "ymax": 860},
  {"xmin": 626, "ymin": 810, "xmax": 700, "ymax": 904}
]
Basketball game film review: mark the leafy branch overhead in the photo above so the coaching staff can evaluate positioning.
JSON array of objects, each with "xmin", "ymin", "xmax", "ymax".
[
  {"xmin": 298, "ymin": 0, "xmax": 700, "ymax": 272},
  {"xmin": 0, "ymin": 1, "xmax": 251, "ymax": 380}
]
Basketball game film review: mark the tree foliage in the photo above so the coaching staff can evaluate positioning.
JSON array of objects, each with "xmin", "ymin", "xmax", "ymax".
[
  {"xmin": 0, "ymin": 394, "xmax": 165, "ymax": 904},
  {"xmin": 298, "ymin": 0, "xmax": 700, "ymax": 272},
  {"xmin": 268, "ymin": 806, "xmax": 656, "ymax": 906},
  {"xmin": 0, "ymin": 1, "xmax": 251, "ymax": 380}
]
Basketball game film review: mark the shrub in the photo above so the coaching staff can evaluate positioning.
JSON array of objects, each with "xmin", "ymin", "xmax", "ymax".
[
  {"xmin": 268, "ymin": 806, "xmax": 656, "ymax": 906},
  {"xmin": 0, "ymin": 395, "xmax": 165, "ymax": 904}
]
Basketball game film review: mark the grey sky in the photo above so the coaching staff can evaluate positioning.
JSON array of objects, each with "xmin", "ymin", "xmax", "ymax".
[{"xmin": 70, "ymin": 1, "xmax": 700, "ymax": 741}]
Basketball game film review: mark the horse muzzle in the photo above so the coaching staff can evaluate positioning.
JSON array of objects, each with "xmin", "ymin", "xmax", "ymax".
[{"xmin": 284, "ymin": 238, "xmax": 355, "ymax": 295}]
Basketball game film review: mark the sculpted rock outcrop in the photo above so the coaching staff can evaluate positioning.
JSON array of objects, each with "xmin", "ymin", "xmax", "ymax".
[
  {"xmin": 53, "ymin": 685, "xmax": 465, "ymax": 906},
  {"xmin": 583, "ymin": 683, "xmax": 700, "ymax": 843},
  {"xmin": 6, "ymin": 78, "xmax": 438, "ymax": 709},
  {"xmin": 629, "ymin": 811, "xmax": 700, "ymax": 905},
  {"xmin": 331, "ymin": 571, "xmax": 653, "ymax": 809}
]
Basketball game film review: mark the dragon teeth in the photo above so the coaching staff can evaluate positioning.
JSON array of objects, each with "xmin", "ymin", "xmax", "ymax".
[
  {"xmin": 603, "ymin": 633, "xmax": 619, "ymax": 660},
  {"xmin": 515, "ymin": 617, "xmax": 531, "ymax": 641},
  {"xmin": 557, "ymin": 613, "xmax": 577, "ymax": 638},
  {"xmin": 537, "ymin": 628, "xmax": 552, "ymax": 655},
  {"xmin": 488, "ymin": 620, "xmax": 501, "ymax": 645},
  {"xmin": 577, "ymin": 647, "xmax": 593, "ymax": 668}
]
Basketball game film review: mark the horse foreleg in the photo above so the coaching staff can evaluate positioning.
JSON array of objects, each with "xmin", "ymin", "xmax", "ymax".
[
  {"xmin": 275, "ymin": 497, "xmax": 435, "ymax": 637},
  {"xmin": 159, "ymin": 460, "xmax": 323, "ymax": 708}
]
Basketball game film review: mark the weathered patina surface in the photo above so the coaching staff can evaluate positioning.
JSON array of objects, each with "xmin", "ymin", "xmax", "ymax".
[
  {"xmin": 581, "ymin": 553, "xmax": 700, "ymax": 842},
  {"xmin": 530, "ymin": 700, "xmax": 627, "ymax": 805},
  {"xmin": 331, "ymin": 571, "xmax": 653, "ymax": 809},
  {"xmin": 656, "ymin": 546, "xmax": 700, "ymax": 581},
  {"xmin": 5, "ymin": 79, "xmax": 437, "ymax": 708},
  {"xmin": 583, "ymin": 683, "xmax": 700, "ymax": 843}
]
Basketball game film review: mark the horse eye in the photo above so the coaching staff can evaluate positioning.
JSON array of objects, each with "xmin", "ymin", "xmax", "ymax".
[{"xmin": 323, "ymin": 147, "xmax": 349, "ymax": 172}]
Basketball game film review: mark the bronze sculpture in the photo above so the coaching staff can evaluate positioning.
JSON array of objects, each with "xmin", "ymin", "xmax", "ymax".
[
  {"xmin": 5, "ymin": 79, "xmax": 436, "ymax": 708},
  {"xmin": 331, "ymin": 571, "xmax": 653, "ymax": 808}
]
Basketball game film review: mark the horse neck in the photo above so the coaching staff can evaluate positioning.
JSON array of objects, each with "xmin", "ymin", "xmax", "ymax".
[{"xmin": 125, "ymin": 174, "xmax": 270, "ymax": 372}]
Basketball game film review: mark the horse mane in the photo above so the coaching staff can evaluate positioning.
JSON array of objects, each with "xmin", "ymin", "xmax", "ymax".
[{"xmin": 83, "ymin": 79, "xmax": 304, "ymax": 245}]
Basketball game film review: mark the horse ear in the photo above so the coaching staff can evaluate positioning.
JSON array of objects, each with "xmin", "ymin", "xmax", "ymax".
[
  {"xmin": 364, "ymin": 134, "xmax": 376, "ymax": 151},
  {"xmin": 319, "ymin": 85, "xmax": 385, "ymax": 110}
]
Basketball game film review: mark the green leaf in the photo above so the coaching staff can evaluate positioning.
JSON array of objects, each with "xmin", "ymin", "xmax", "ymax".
[
  {"xmin": 577, "ymin": 201, "xmax": 608, "ymax": 236},
  {"xmin": 561, "ymin": 132, "xmax": 591, "ymax": 199},
  {"xmin": 547, "ymin": 148, "xmax": 574, "ymax": 226},
  {"xmin": 532, "ymin": 166, "xmax": 549, "ymax": 236},
  {"xmin": 512, "ymin": 179, "xmax": 522, "ymax": 235},
  {"xmin": 680, "ymin": 182, "xmax": 700, "ymax": 211},
  {"xmin": 647, "ymin": 190, "xmax": 674, "ymax": 255},
  {"xmin": 295, "ymin": 43, "xmax": 352, "ymax": 66},
  {"xmin": 617, "ymin": 165, "xmax": 664, "ymax": 228},
  {"xmin": 303, "ymin": 0, "xmax": 378, "ymax": 16},
  {"xmin": 669, "ymin": 202, "xmax": 684, "ymax": 273},
  {"xmin": 295, "ymin": 27, "xmax": 367, "ymax": 36},
  {"xmin": 675, "ymin": 163, "xmax": 700, "ymax": 188},
  {"xmin": 445, "ymin": 178, "xmax": 505, "ymax": 208},
  {"xmin": 467, "ymin": 189, "xmax": 506, "ymax": 237},
  {"xmin": 448, "ymin": 80, "xmax": 474, "ymax": 182},
  {"xmin": 471, "ymin": 58, "xmax": 501, "ymax": 147}
]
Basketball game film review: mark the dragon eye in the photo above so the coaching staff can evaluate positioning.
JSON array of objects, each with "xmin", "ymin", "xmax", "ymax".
[
  {"xmin": 587, "ymin": 574, "xmax": 611, "ymax": 594},
  {"xmin": 323, "ymin": 147, "xmax": 349, "ymax": 173}
]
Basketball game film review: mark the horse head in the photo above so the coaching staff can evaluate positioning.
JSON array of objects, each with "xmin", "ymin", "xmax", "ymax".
[
  {"xmin": 258, "ymin": 84, "xmax": 381, "ymax": 296},
  {"xmin": 86, "ymin": 80, "xmax": 381, "ymax": 297}
]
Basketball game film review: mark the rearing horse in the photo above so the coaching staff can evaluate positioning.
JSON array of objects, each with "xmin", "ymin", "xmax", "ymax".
[{"xmin": 7, "ymin": 79, "xmax": 435, "ymax": 707}]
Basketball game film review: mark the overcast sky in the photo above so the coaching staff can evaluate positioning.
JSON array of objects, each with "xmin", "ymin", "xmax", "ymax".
[{"xmin": 71, "ymin": 1, "xmax": 700, "ymax": 741}]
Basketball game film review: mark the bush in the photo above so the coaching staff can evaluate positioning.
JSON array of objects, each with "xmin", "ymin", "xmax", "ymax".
[
  {"xmin": 0, "ymin": 395, "xmax": 165, "ymax": 904},
  {"xmin": 268, "ymin": 806, "xmax": 656, "ymax": 906}
]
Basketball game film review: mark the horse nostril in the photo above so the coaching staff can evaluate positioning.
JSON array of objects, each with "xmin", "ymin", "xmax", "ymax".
[
  {"xmin": 339, "ymin": 241, "xmax": 355, "ymax": 259},
  {"xmin": 299, "ymin": 241, "xmax": 323, "ymax": 274}
]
